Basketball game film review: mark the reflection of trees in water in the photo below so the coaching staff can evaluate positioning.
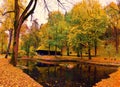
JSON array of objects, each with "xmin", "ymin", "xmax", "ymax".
[
  {"xmin": 94, "ymin": 66, "xmax": 97, "ymax": 83},
  {"xmin": 23, "ymin": 63, "xmax": 118, "ymax": 87}
]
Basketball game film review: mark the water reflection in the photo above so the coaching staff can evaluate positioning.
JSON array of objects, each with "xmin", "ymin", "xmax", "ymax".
[{"xmin": 23, "ymin": 63, "xmax": 118, "ymax": 87}]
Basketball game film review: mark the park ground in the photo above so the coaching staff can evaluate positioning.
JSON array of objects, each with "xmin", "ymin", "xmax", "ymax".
[
  {"xmin": 0, "ymin": 55, "xmax": 42, "ymax": 87},
  {"xmin": 0, "ymin": 54, "xmax": 120, "ymax": 87}
]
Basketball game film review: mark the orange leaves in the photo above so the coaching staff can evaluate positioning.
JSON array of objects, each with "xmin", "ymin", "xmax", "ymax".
[
  {"xmin": 0, "ymin": 58, "xmax": 42, "ymax": 87},
  {"xmin": 110, "ymin": 2, "xmax": 119, "ymax": 11},
  {"xmin": 95, "ymin": 68, "xmax": 120, "ymax": 87}
]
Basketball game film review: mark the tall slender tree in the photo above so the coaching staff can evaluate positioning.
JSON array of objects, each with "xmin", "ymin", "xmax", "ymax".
[{"xmin": 5, "ymin": 28, "xmax": 13, "ymax": 58}]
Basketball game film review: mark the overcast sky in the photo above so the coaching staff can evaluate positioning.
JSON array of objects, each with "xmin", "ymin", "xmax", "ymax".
[
  {"xmin": 0, "ymin": 0, "xmax": 117, "ymax": 26},
  {"xmin": 27, "ymin": 0, "xmax": 117, "ymax": 26}
]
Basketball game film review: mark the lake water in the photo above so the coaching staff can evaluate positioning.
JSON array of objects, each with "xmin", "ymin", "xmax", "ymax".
[{"xmin": 22, "ymin": 61, "xmax": 118, "ymax": 87}]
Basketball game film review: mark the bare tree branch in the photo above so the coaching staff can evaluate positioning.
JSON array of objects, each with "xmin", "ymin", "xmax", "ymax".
[
  {"xmin": 0, "ymin": 21, "xmax": 3, "ymax": 24},
  {"xmin": 57, "ymin": 0, "xmax": 67, "ymax": 12},
  {"xmin": 19, "ymin": 0, "xmax": 34, "ymax": 23},
  {"xmin": 65, "ymin": 0, "xmax": 74, "ymax": 5},
  {"xmin": 43, "ymin": 0, "xmax": 50, "ymax": 13},
  {"xmin": 2, "ymin": 11, "xmax": 15, "ymax": 16},
  {"xmin": 23, "ymin": 0, "xmax": 37, "ymax": 22}
]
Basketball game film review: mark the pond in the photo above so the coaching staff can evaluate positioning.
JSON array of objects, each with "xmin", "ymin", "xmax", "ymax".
[{"xmin": 22, "ymin": 61, "xmax": 118, "ymax": 87}]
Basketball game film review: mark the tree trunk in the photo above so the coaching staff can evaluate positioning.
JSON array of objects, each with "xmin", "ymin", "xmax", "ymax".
[
  {"xmin": 5, "ymin": 29, "xmax": 13, "ymax": 58},
  {"xmin": 80, "ymin": 44, "xmax": 83, "ymax": 59},
  {"xmin": 80, "ymin": 50, "xmax": 83, "ymax": 59},
  {"xmin": 114, "ymin": 26, "xmax": 119, "ymax": 54},
  {"xmin": 1, "ymin": 36, "xmax": 4, "ymax": 54},
  {"xmin": 26, "ymin": 43, "xmax": 30, "ymax": 57},
  {"xmin": 10, "ymin": 0, "xmax": 20, "ymax": 66},
  {"xmin": 60, "ymin": 47, "xmax": 63, "ymax": 56},
  {"xmin": 55, "ymin": 45, "xmax": 57, "ymax": 57},
  {"xmin": 77, "ymin": 44, "xmax": 83, "ymax": 58},
  {"xmin": 67, "ymin": 46, "xmax": 70, "ymax": 56},
  {"xmin": 48, "ymin": 44, "xmax": 50, "ymax": 55},
  {"xmin": 66, "ymin": 42, "xmax": 70, "ymax": 56},
  {"xmin": 94, "ymin": 39, "xmax": 97, "ymax": 56},
  {"xmin": 10, "ymin": 0, "xmax": 37, "ymax": 66},
  {"xmin": 11, "ymin": 29, "xmax": 20, "ymax": 66},
  {"xmin": 77, "ymin": 47, "xmax": 80, "ymax": 57},
  {"xmin": 88, "ymin": 42, "xmax": 91, "ymax": 60}
]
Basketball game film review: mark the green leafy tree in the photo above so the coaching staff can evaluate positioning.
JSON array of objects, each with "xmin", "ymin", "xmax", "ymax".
[
  {"xmin": 67, "ymin": 0, "xmax": 107, "ymax": 59},
  {"xmin": 21, "ymin": 20, "xmax": 40, "ymax": 57},
  {"xmin": 47, "ymin": 11, "xmax": 68, "ymax": 56}
]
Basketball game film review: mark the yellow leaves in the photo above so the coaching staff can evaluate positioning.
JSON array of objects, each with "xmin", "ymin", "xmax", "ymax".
[
  {"xmin": 116, "ymin": 20, "xmax": 120, "ymax": 29},
  {"xmin": 48, "ymin": 11, "xmax": 64, "ymax": 23},
  {"xmin": 71, "ymin": 2, "xmax": 87, "ymax": 20},
  {"xmin": 106, "ymin": 2, "xmax": 119, "ymax": 16},
  {"xmin": 4, "ymin": 0, "xmax": 14, "ymax": 10},
  {"xmin": 70, "ymin": 26, "xmax": 79, "ymax": 33},
  {"xmin": 110, "ymin": 2, "xmax": 119, "ymax": 11},
  {"xmin": 82, "ymin": 22, "xmax": 93, "ymax": 30},
  {"xmin": 106, "ymin": 2, "xmax": 120, "ymax": 30},
  {"xmin": 71, "ymin": 0, "xmax": 107, "ymax": 26}
]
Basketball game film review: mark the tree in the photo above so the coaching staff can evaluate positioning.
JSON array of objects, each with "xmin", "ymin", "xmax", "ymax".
[
  {"xmin": 39, "ymin": 23, "xmax": 52, "ymax": 55},
  {"xmin": 0, "ymin": 29, "xmax": 8, "ymax": 54},
  {"xmin": 105, "ymin": 2, "xmax": 120, "ymax": 54},
  {"xmin": 21, "ymin": 20, "xmax": 41, "ymax": 57},
  {"xmin": 5, "ymin": 28, "xmax": 13, "ymax": 58},
  {"xmin": 67, "ymin": 0, "xmax": 107, "ymax": 59},
  {"xmin": 10, "ymin": 0, "xmax": 37, "ymax": 66},
  {"xmin": 47, "ymin": 11, "xmax": 67, "ymax": 56},
  {"xmin": 0, "ymin": 0, "xmax": 15, "ymax": 58}
]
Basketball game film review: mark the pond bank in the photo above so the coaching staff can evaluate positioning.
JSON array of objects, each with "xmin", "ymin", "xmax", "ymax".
[
  {"xmin": 94, "ymin": 68, "xmax": 120, "ymax": 87},
  {"xmin": 0, "ymin": 58, "xmax": 42, "ymax": 87},
  {"xmin": 35, "ymin": 55, "xmax": 120, "ymax": 67}
]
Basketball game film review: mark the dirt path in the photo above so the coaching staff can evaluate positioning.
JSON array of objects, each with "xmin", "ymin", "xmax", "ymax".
[{"xmin": 0, "ymin": 58, "xmax": 43, "ymax": 87}]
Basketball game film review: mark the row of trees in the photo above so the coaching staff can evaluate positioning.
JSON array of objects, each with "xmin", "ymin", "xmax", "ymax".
[
  {"xmin": 38, "ymin": 1, "xmax": 120, "ymax": 59},
  {"xmin": 39, "ymin": 0, "xmax": 107, "ymax": 59}
]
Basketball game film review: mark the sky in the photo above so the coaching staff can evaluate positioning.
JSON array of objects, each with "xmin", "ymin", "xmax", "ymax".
[
  {"xmin": 0, "ymin": 0, "xmax": 116, "ymax": 26},
  {"xmin": 0, "ymin": 0, "xmax": 117, "ymax": 26},
  {"xmin": 99, "ymin": 0, "xmax": 117, "ymax": 6},
  {"xmin": 29, "ymin": 0, "xmax": 117, "ymax": 26}
]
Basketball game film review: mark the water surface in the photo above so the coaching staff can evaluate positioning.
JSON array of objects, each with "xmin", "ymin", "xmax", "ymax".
[{"xmin": 22, "ymin": 61, "xmax": 118, "ymax": 87}]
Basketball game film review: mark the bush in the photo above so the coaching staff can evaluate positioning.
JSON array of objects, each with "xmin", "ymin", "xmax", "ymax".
[
  {"xmin": 18, "ymin": 50, "xmax": 26, "ymax": 58},
  {"xmin": 29, "ymin": 51, "xmax": 36, "ymax": 58}
]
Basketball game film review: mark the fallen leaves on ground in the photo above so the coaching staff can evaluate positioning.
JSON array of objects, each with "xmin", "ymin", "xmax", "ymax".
[
  {"xmin": 0, "ymin": 58, "xmax": 42, "ymax": 87},
  {"xmin": 94, "ymin": 68, "xmax": 120, "ymax": 87}
]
